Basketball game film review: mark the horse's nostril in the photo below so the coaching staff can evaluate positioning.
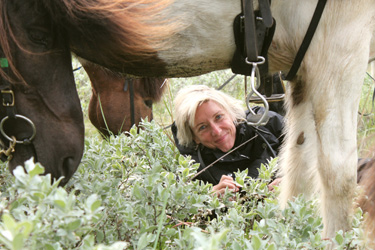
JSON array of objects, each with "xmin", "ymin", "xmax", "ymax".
[{"xmin": 60, "ymin": 157, "xmax": 77, "ymax": 186}]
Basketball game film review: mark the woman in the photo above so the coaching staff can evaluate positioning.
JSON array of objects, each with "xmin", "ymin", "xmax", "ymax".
[{"xmin": 172, "ymin": 85, "xmax": 284, "ymax": 196}]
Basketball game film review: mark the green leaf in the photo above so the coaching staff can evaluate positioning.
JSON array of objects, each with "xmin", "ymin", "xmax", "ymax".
[
  {"xmin": 95, "ymin": 230, "xmax": 104, "ymax": 243},
  {"xmin": 67, "ymin": 219, "xmax": 82, "ymax": 231},
  {"xmin": 137, "ymin": 233, "xmax": 150, "ymax": 249},
  {"xmin": 266, "ymin": 243, "xmax": 276, "ymax": 250},
  {"xmin": 54, "ymin": 200, "xmax": 66, "ymax": 210},
  {"xmin": 12, "ymin": 233, "xmax": 25, "ymax": 250},
  {"xmin": 132, "ymin": 185, "xmax": 143, "ymax": 199},
  {"xmin": 44, "ymin": 243, "xmax": 58, "ymax": 250},
  {"xmin": 86, "ymin": 194, "xmax": 101, "ymax": 213},
  {"xmin": 17, "ymin": 221, "xmax": 33, "ymax": 238},
  {"xmin": 2, "ymin": 214, "xmax": 16, "ymax": 234},
  {"xmin": 27, "ymin": 162, "xmax": 45, "ymax": 177},
  {"xmin": 251, "ymin": 235, "xmax": 262, "ymax": 250},
  {"xmin": 182, "ymin": 168, "xmax": 189, "ymax": 178},
  {"xmin": 335, "ymin": 231, "xmax": 344, "ymax": 245}
]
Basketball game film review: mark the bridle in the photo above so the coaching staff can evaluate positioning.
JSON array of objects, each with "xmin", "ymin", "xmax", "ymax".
[
  {"xmin": 0, "ymin": 57, "xmax": 37, "ymax": 162},
  {"xmin": 123, "ymin": 78, "xmax": 136, "ymax": 127},
  {"xmin": 123, "ymin": 77, "xmax": 167, "ymax": 129}
]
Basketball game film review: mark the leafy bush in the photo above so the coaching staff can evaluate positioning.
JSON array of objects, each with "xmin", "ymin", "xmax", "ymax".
[{"xmin": 0, "ymin": 121, "xmax": 368, "ymax": 249}]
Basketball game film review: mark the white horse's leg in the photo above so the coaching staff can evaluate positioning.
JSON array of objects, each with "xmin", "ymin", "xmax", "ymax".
[
  {"xmin": 274, "ymin": 0, "xmax": 375, "ymax": 240},
  {"xmin": 279, "ymin": 71, "xmax": 362, "ymax": 238},
  {"xmin": 278, "ymin": 93, "xmax": 319, "ymax": 203}
]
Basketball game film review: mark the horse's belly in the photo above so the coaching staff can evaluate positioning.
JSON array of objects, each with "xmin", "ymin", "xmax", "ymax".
[{"xmin": 155, "ymin": 0, "xmax": 240, "ymax": 77}]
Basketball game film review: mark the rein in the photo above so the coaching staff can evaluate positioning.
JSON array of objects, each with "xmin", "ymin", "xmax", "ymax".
[{"xmin": 0, "ymin": 57, "xmax": 36, "ymax": 161}]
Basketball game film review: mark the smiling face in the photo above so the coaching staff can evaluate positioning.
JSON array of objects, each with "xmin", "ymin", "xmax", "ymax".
[{"xmin": 192, "ymin": 100, "xmax": 236, "ymax": 152}]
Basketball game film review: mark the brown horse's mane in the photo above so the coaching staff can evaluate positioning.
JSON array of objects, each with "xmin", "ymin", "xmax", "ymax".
[{"xmin": 0, "ymin": 0, "xmax": 25, "ymax": 83}]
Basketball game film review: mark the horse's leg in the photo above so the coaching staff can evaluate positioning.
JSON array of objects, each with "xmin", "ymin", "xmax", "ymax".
[
  {"xmin": 278, "ymin": 95, "xmax": 319, "ymax": 202},
  {"xmin": 275, "ymin": 1, "xmax": 375, "ymax": 240},
  {"xmin": 314, "ymin": 96, "xmax": 359, "ymax": 239},
  {"xmin": 279, "ymin": 71, "xmax": 362, "ymax": 238}
]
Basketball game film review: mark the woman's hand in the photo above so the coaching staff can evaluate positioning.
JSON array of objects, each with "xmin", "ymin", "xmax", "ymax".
[
  {"xmin": 212, "ymin": 175, "xmax": 240, "ymax": 197},
  {"xmin": 268, "ymin": 177, "xmax": 282, "ymax": 191}
]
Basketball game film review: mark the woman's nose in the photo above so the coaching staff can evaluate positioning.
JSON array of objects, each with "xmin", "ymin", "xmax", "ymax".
[{"xmin": 210, "ymin": 123, "xmax": 221, "ymax": 135}]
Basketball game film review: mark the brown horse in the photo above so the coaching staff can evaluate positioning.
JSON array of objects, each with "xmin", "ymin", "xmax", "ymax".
[
  {"xmin": 357, "ymin": 159, "xmax": 375, "ymax": 247},
  {"xmin": 81, "ymin": 60, "xmax": 166, "ymax": 137},
  {"xmin": 0, "ymin": 0, "xmax": 175, "ymax": 185}
]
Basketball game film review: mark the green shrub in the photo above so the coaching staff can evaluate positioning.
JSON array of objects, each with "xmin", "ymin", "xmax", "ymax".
[{"xmin": 0, "ymin": 121, "xmax": 367, "ymax": 249}]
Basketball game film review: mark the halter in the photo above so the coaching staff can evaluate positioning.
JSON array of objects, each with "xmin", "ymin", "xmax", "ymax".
[
  {"xmin": 123, "ymin": 78, "xmax": 136, "ymax": 127},
  {"xmin": 0, "ymin": 57, "xmax": 37, "ymax": 161}
]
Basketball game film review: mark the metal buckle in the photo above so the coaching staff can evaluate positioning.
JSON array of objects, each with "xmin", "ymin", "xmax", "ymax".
[
  {"xmin": 1, "ymin": 89, "xmax": 14, "ymax": 106},
  {"xmin": 245, "ymin": 56, "xmax": 270, "ymax": 126}
]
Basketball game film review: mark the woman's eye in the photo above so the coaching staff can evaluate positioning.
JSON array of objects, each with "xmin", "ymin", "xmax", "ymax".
[
  {"xmin": 198, "ymin": 125, "xmax": 206, "ymax": 131},
  {"xmin": 215, "ymin": 114, "xmax": 223, "ymax": 120}
]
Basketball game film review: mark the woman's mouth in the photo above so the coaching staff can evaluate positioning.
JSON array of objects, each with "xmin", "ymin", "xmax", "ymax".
[{"xmin": 215, "ymin": 133, "xmax": 227, "ymax": 144}]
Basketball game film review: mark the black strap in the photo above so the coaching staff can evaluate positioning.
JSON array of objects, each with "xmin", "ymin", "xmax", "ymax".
[
  {"xmin": 285, "ymin": 0, "xmax": 327, "ymax": 81},
  {"xmin": 0, "ymin": 58, "xmax": 16, "ymax": 118},
  {"xmin": 126, "ymin": 78, "xmax": 135, "ymax": 127},
  {"xmin": 123, "ymin": 78, "xmax": 136, "ymax": 127},
  {"xmin": 243, "ymin": 0, "xmax": 258, "ymax": 62},
  {"xmin": 231, "ymin": 0, "xmax": 275, "ymax": 77}
]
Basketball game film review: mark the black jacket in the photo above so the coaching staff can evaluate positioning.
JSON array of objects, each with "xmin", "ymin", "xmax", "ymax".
[{"xmin": 171, "ymin": 107, "xmax": 284, "ymax": 185}]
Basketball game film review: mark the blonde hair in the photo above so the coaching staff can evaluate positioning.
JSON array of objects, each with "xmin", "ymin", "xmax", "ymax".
[{"xmin": 174, "ymin": 85, "xmax": 245, "ymax": 147}]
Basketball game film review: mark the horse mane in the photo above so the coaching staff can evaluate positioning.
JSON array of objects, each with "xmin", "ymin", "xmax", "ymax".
[
  {"xmin": 0, "ymin": 0, "xmax": 26, "ymax": 83},
  {"xmin": 45, "ymin": 0, "xmax": 180, "ymax": 70},
  {"xmin": 135, "ymin": 78, "xmax": 166, "ymax": 102}
]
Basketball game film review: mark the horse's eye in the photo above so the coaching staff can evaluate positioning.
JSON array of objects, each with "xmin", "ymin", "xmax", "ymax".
[
  {"xmin": 28, "ymin": 29, "xmax": 50, "ymax": 47},
  {"xmin": 144, "ymin": 100, "xmax": 153, "ymax": 108}
]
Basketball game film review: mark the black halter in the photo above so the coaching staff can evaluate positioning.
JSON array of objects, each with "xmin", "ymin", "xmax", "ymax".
[
  {"xmin": 0, "ymin": 57, "xmax": 36, "ymax": 162},
  {"xmin": 123, "ymin": 78, "xmax": 136, "ymax": 127}
]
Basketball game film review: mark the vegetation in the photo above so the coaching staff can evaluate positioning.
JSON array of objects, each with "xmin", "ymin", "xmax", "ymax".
[{"xmin": 0, "ymin": 60, "xmax": 373, "ymax": 249}]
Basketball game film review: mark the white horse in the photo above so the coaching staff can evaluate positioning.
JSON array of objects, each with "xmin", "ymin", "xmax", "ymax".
[
  {"xmin": 160, "ymin": 0, "xmax": 375, "ymax": 240},
  {"xmin": 87, "ymin": 0, "xmax": 375, "ymax": 242}
]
